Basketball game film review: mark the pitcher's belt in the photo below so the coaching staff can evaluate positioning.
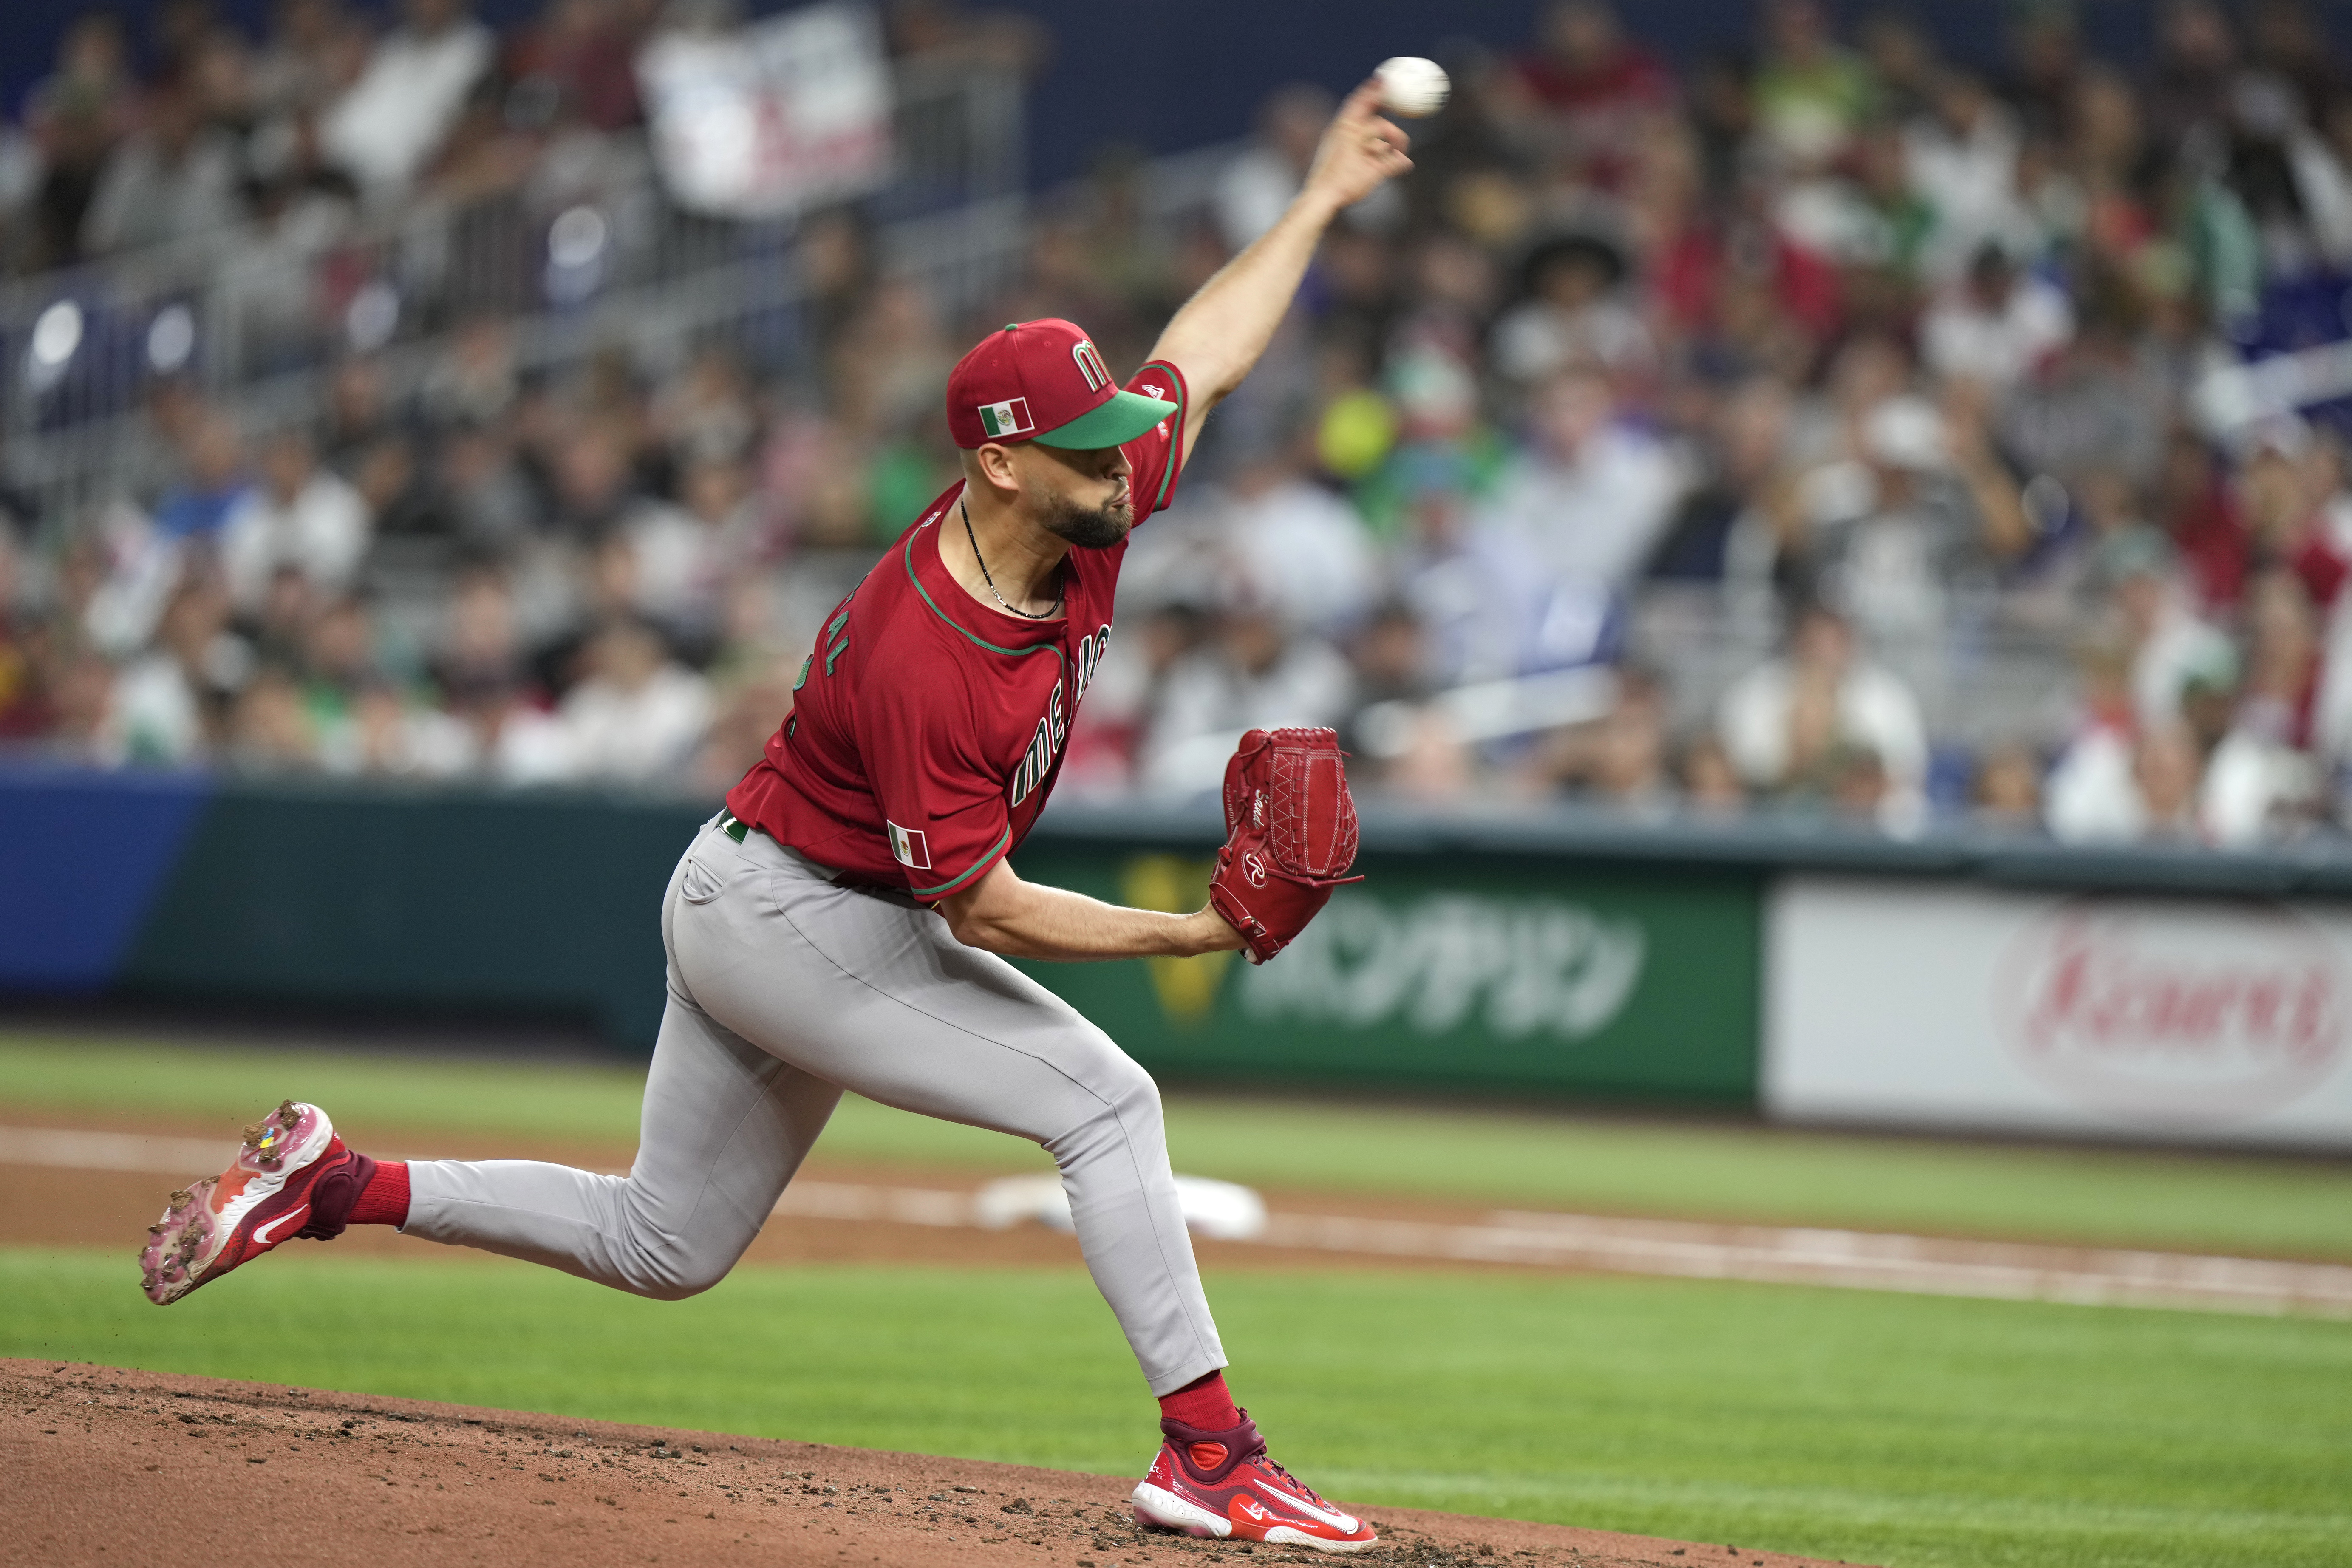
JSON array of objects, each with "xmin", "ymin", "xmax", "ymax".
[{"xmin": 716, "ymin": 813, "xmax": 913, "ymax": 905}]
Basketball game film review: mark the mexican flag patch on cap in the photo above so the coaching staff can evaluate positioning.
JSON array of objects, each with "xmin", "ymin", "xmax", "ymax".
[{"xmin": 977, "ymin": 398, "xmax": 1033, "ymax": 438}]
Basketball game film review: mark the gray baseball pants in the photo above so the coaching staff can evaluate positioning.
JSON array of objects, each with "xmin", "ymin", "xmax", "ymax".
[{"xmin": 399, "ymin": 814, "xmax": 1228, "ymax": 1395}]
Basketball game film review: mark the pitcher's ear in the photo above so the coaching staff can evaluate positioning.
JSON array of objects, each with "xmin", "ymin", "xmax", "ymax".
[{"xmin": 965, "ymin": 442, "xmax": 1025, "ymax": 496}]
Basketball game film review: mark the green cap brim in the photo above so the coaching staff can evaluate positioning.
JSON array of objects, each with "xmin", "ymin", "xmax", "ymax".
[{"xmin": 1033, "ymin": 388, "xmax": 1176, "ymax": 450}]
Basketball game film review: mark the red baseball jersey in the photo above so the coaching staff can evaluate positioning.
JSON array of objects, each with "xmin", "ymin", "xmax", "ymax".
[{"xmin": 725, "ymin": 361, "xmax": 1188, "ymax": 900}]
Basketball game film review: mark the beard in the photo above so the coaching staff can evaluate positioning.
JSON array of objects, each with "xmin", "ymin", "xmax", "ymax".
[{"xmin": 1037, "ymin": 487, "xmax": 1133, "ymax": 550}]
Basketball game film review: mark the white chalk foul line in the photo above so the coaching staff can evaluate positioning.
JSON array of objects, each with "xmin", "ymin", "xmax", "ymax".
[
  {"xmin": 1255, "ymin": 1211, "xmax": 2352, "ymax": 1319},
  {"xmin": 767, "ymin": 1178, "xmax": 2352, "ymax": 1319},
  {"xmin": 8, "ymin": 1127, "xmax": 2347, "ymax": 1319},
  {"xmin": 0, "ymin": 1126, "xmax": 241, "ymax": 1175},
  {"xmin": 773, "ymin": 1180, "xmax": 977, "ymax": 1229}
]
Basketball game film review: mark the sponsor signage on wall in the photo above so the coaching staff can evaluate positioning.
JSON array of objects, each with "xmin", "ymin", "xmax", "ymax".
[
  {"xmin": 1238, "ymin": 892, "xmax": 1648, "ymax": 1043},
  {"xmin": 1013, "ymin": 849, "xmax": 1763, "ymax": 1101},
  {"xmin": 1766, "ymin": 876, "xmax": 2352, "ymax": 1148}
]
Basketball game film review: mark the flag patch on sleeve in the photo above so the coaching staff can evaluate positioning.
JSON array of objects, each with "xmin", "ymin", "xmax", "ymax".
[
  {"xmin": 977, "ymin": 398, "xmax": 1033, "ymax": 438},
  {"xmin": 886, "ymin": 821, "xmax": 931, "ymax": 870}
]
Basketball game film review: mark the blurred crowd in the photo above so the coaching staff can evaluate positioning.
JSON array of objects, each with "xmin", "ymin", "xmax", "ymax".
[{"xmin": 13, "ymin": 0, "xmax": 2352, "ymax": 849}]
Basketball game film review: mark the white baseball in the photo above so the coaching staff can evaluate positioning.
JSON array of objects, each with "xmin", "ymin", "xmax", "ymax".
[{"xmin": 1376, "ymin": 56, "xmax": 1450, "ymax": 118}]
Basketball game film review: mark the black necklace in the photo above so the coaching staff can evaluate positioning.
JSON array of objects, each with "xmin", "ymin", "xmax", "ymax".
[{"xmin": 961, "ymin": 496, "xmax": 1061, "ymax": 620}]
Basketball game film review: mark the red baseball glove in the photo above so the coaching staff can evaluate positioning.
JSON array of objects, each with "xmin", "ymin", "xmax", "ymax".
[{"xmin": 1207, "ymin": 727, "xmax": 1365, "ymax": 965}]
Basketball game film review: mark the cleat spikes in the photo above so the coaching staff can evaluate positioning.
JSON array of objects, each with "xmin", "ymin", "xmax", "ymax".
[{"xmin": 138, "ymin": 1101, "xmax": 338, "ymax": 1307}]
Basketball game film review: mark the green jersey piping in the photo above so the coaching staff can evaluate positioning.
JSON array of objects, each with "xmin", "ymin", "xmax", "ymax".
[
  {"xmin": 1136, "ymin": 359, "xmax": 1189, "ymax": 513},
  {"xmin": 901, "ymin": 524, "xmax": 1068, "ymax": 675}
]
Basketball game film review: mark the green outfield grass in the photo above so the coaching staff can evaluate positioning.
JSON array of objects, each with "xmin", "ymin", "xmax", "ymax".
[
  {"xmin": 6, "ymin": 1032, "xmax": 2352, "ymax": 1258},
  {"xmin": 4, "ymin": 1245, "xmax": 2346, "ymax": 1568}
]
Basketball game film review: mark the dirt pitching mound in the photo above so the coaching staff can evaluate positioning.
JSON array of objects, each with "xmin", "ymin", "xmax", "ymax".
[{"xmin": 3, "ymin": 1359, "xmax": 1861, "ymax": 1568}]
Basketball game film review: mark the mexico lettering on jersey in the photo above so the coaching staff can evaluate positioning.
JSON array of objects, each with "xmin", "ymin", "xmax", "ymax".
[{"xmin": 726, "ymin": 362, "xmax": 1186, "ymax": 900}]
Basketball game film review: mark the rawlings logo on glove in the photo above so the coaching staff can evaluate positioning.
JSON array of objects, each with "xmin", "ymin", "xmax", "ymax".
[{"xmin": 1208, "ymin": 727, "xmax": 1364, "ymax": 964}]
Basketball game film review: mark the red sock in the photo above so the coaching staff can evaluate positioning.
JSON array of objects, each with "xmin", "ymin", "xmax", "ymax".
[
  {"xmin": 1157, "ymin": 1370, "xmax": 1240, "ymax": 1431},
  {"xmin": 348, "ymin": 1161, "xmax": 411, "ymax": 1228}
]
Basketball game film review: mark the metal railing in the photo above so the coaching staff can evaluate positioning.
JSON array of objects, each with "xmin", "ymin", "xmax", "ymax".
[{"xmin": 1627, "ymin": 583, "xmax": 2078, "ymax": 752}]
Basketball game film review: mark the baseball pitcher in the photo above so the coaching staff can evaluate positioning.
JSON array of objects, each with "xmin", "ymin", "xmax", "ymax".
[{"xmin": 139, "ymin": 79, "xmax": 1412, "ymax": 1555}]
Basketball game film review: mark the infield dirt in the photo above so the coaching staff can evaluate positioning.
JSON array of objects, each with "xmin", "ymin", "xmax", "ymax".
[{"xmin": 2, "ymin": 1359, "xmax": 1861, "ymax": 1568}]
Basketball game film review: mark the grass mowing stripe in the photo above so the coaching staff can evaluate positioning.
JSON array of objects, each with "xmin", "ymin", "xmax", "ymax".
[
  {"xmin": 1157, "ymin": 1100, "xmax": 2352, "ymax": 1261},
  {"xmin": 0, "ymin": 1036, "xmax": 655, "ymax": 1146},
  {"xmin": 4, "ymin": 1246, "xmax": 2345, "ymax": 1568},
  {"xmin": 7, "ymin": 1033, "xmax": 2352, "ymax": 1258},
  {"xmin": 1325, "ymin": 1466, "xmax": 2352, "ymax": 1534}
]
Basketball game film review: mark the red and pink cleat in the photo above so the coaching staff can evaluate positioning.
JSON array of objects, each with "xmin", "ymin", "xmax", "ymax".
[
  {"xmin": 139, "ymin": 1100, "xmax": 372, "ymax": 1305},
  {"xmin": 1131, "ymin": 1411, "xmax": 1378, "ymax": 1553}
]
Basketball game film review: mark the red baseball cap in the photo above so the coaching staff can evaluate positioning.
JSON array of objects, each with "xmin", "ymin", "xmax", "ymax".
[{"xmin": 945, "ymin": 318, "xmax": 1175, "ymax": 451}]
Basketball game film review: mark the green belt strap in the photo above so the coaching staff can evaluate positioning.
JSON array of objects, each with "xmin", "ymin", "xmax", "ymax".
[{"xmin": 722, "ymin": 812, "xmax": 748, "ymax": 844}]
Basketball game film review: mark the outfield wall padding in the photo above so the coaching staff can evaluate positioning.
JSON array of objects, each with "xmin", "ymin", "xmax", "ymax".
[
  {"xmin": 0, "ymin": 770, "xmax": 1760, "ymax": 1103},
  {"xmin": 117, "ymin": 781, "xmax": 708, "ymax": 1050},
  {"xmin": 22, "ymin": 769, "xmax": 2352, "ymax": 1131},
  {"xmin": 0, "ymin": 766, "xmax": 212, "ymax": 990}
]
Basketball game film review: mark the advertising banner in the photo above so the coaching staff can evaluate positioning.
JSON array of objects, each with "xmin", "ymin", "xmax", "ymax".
[
  {"xmin": 1766, "ymin": 876, "xmax": 2352, "ymax": 1149},
  {"xmin": 1014, "ymin": 846, "xmax": 1762, "ymax": 1102}
]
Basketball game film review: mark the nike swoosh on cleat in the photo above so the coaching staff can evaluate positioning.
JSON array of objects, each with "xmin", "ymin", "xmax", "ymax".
[
  {"xmin": 1249, "ymin": 1479, "xmax": 1358, "ymax": 1532},
  {"xmin": 252, "ymin": 1206, "xmax": 310, "ymax": 1246}
]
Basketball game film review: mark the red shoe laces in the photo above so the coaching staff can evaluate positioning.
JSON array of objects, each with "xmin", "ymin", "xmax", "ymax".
[{"xmin": 1256, "ymin": 1455, "xmax": 1325, "ymax": 1505}]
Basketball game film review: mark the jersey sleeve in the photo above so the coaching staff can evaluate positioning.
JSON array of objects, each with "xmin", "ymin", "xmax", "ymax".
[
  {"xmin": 1121, "ymin": 361, "xmax": 1190, "ymax": 519},
  {"xmin": 855, "ymin": 652, "xmax": 1014, "ymax": 901}
]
